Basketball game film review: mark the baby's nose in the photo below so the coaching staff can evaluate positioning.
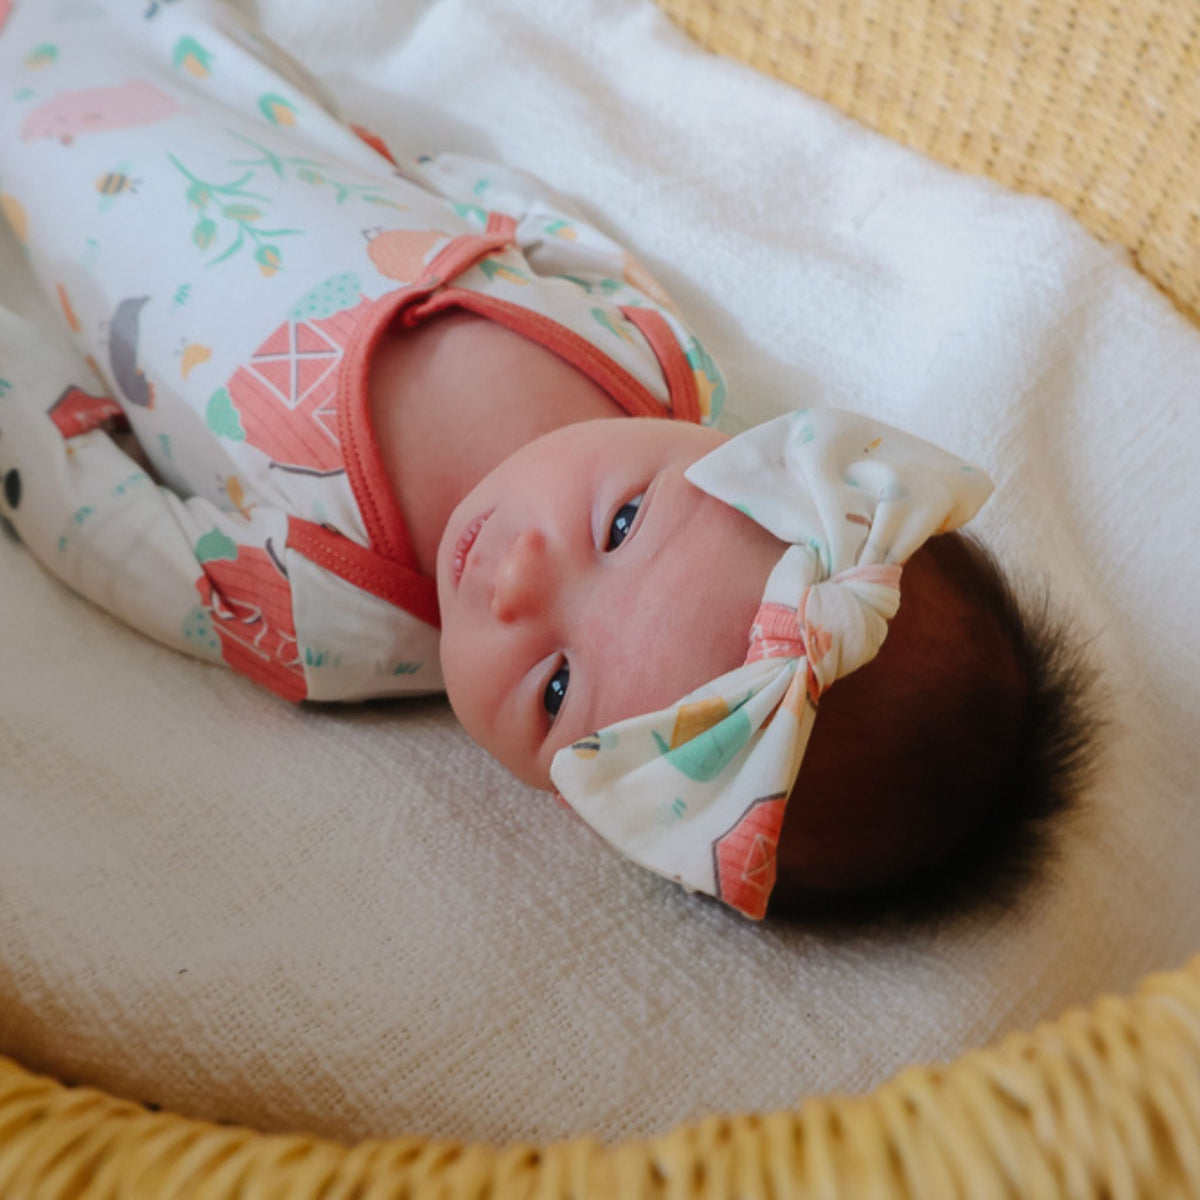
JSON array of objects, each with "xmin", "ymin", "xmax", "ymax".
[{"xmin": 491, "ymin": 529, "xmax": 553, "ymax": 622}]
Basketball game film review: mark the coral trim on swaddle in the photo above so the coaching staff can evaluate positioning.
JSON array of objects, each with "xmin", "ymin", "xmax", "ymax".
[{"xmin": 550, "ymin": 407, "xmax": 994, "ymax": 920}]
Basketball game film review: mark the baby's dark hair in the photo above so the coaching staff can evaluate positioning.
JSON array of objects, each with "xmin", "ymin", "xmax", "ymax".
[{"xmin": 767, "ymin": 531, "xmax": 1100, "ymax": 927}]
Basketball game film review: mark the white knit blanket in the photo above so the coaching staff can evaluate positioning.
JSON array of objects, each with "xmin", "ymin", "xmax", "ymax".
[{"xmin": 1, "ymin": 0, "xmax": 1198, "ymax": 1145}]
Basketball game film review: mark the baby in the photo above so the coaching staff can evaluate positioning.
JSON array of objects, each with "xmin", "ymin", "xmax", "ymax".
[{"xmin": 0, "ymin": 1, "xmax": 1092, "ymax": 921}]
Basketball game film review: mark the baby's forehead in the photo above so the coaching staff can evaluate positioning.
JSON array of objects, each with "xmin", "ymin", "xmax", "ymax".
[
  {"xmin": 496, "ymin": 416, "xmax": 728, "ymax": 508},
  {"xmin": 548, "ymin": 414, "xmax": 725, "ymax": 458}
]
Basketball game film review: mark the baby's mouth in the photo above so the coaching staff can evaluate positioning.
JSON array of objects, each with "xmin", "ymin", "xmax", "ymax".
[{"xmin": 452, "ymin": 508, "xmax": 495, "ymax": 588}]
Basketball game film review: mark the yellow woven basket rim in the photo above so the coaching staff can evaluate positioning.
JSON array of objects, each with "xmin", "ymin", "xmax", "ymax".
[{"xmin": 2, "ymin": 954, "xmax": 1200, "ymax": 1197}]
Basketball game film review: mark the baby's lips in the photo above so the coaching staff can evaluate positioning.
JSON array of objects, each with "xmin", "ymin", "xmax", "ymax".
[{"xmin": 452, "ymin": 507, "xmax": 495, "ymax": 587}]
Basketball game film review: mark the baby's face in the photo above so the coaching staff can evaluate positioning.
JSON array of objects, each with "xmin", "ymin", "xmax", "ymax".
[{"xmin": 436, "ymin": 418, "xmax": 784, "ymax": 788}]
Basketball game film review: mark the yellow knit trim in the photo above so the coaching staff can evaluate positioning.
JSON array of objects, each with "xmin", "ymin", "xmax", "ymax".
[
  {"xmin": 656, "ymin": 0, "xmax": 1200, "ymax": 325},
  {"xmin": 1, "ymin": 954, "xmax": 1199, "ymax": 1197}
]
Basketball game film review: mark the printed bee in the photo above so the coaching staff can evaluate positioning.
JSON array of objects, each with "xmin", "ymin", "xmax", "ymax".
[
  {"xmin": 572, "ymin": 734, "xmax": 604, "ymax": 759},
  {"xmin": 571, "ymin": 730, "xmax": 617, "ymax": 759},
  {"xmin": 95, "ymin": 163, "xmax": 141, "ymax": 211}
]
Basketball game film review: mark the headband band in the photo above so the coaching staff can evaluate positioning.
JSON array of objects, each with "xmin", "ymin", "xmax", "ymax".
[{"xmin": 550, "ymin": 406, "xmax": 994, "ymax": 919}]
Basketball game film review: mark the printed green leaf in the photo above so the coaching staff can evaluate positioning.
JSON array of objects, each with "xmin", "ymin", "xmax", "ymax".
[
  {"xmin": 222, "ymin": 204, "xmax": 261, "ymax": 222},
  {"xmin": 205, "ymin": 387, "xmax": 245, "ymax": 441},
  {"xmin": 208, "ymin": 229, "xmax": 245, "ymax": 266},
  {"xmin": 258, "ymin": 93, "xmax": 297, "ymax": 126},
  {"xmin": 192, "ymin": 217, "xmax": 218, "ymax": 251},
  {"xmin": 172, "ymin": 36, "xmax": 214, "ymax": 76},
  {"xmin": 195, "ymin": 527, "xmax": 238, "ymax": 564},
  {"xmin": 361, "ymin": 194, "xmax": 406, "ymax": 209},
  {"xmin": 255, "ymin": 244, "xmax": 282, "ymax": 275}
]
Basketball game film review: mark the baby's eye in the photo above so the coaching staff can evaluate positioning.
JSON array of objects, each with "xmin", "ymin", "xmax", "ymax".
[
  {"xmin": 543, "ymin": 662, "xmax": 569, "ymax": 718},
  {"xmin": 605, "ymin": 494, "xmax": 644, "ymax": 551}
]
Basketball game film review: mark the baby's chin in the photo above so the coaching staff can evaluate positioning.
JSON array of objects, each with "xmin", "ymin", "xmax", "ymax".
[{"xmin": 433, "ymin": 511, "xmax": 458, "ymax": 610}]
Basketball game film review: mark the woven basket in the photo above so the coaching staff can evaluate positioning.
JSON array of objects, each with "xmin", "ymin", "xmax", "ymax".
[
  {"xmin": 3, "ymin": 1, "xmax": 1198, "ymax": 1195},
  {"xmin": 661, "ymin": 0, "xmax": 1200, "ymax": 325}
]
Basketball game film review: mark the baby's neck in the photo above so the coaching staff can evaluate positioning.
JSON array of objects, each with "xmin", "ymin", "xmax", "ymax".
[{"xmin": 368, "ymin": 310, "xmax": 623, "ymax": 576}]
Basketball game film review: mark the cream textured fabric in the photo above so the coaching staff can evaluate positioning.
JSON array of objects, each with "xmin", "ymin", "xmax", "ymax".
[{"xmin": 1, "ymin": 0, "xmax": 1198, "ymax": 1147}]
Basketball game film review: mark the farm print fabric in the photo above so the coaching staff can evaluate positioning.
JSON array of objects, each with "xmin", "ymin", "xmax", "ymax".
[{"xmin": 0, "ymin": 0, "xmax": 717, "ymax": 701}]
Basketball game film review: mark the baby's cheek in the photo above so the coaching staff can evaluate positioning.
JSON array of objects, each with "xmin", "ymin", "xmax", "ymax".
[
  {"xmin": 438, "ymin": 620, "xmax": 485, "ymax": 738},
  {"xmin": 439, "ymin": 619, "xmax": 551, "ymax": 790}
]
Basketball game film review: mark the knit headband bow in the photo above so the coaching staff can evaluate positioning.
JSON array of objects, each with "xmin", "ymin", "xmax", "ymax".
[{"xmin": 550, "ymin": 406, "xmax": 994, "ymax": 919}]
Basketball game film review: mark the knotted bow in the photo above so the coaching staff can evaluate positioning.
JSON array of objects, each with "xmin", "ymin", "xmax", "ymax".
[{"xmin": 550, "ymin": 407, "xmax": 993, "ymax": 919}]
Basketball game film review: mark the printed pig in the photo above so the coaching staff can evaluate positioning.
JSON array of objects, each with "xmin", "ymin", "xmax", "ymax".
[{"xmin": 21, "ymin": 80, "xmax": 179, "ymax": 145}]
